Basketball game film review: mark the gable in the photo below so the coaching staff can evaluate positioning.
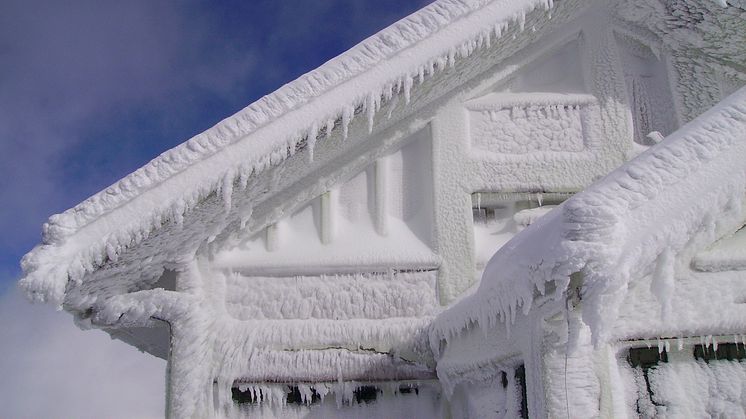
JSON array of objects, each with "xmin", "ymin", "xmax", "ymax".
[
  {"xmin": 213, "ymin": 127, "xmax": 436, "ymax": 275},
  {"xmin": 22, "ymin": 0, "xmax": 597, "ymax": 309}
]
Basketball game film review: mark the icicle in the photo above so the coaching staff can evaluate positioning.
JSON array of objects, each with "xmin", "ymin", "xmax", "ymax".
[
  {"xmin": 238, "ymin": 169, "xmax": 249, "ymax": 191},
  {"xmin": 173, "ymin": 200, "xmax": 185, "ymax": 225},
  {"xmin": 537, "ymin": 192, "xmax": 543, "ymax": 206},
  {"xmin": 476, "ymin": 192, "xmax": 482, "ymax": 210},
  {"xmin": 657, "ymin": 339, "xmax": 664, "ymax": 354},
  {"xmin": 383, "ymin": 83, "xmax": 393, "ymax": 102},
  {"xmin": 518, "ymin": 11, "xmax": 526, "ymax": 32},
  {"xmin": 403, "ymin": 74, "xmax": 413, "ymax": 104},
  {"xmin": 315, "ymin": 384, "xmax": 329, "ymax": 402},
  {"xmin": 105, "ymin": 243, "xmax": 118, "ymax": 263},
  {"xmin": 366, "ymin": 94, "xmax": 376, "ymax": 134},
  {"xmin": 418, "ymin": 65, "xmax": 425, "ymax": 84},
  {"xmin": 222, "ymin": 172, "xmax": 234, "ymax": 213},
  {"xmin": 342, "ymin": 106, "xmax": 353, "ymax": 140},
  {"xmin": 494, "ymin": 23, "xmax": 503, "ymax": 39},
  {"xmin": 713, "ymin": 338, "xmax": 719, "ymax": 352},
  {"xmin": 678, "ymin": 337, "xmax": 684, "ymax": 351},
  {"xmin": 459, "ymin": 43, "xmax": 469, "ymax": 58},
  {"xmin": 325, "ymin": 118, "xmax": 335, "ymax": 138},
  {"xmin": 307, "ymin": 121, "xmax": 319, "ymax": 161}
]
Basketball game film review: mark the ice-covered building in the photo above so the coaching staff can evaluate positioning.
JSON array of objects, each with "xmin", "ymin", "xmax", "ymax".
[{"xmin": 19, "ymin": 0, "xmax": 745, "ymax": 417}]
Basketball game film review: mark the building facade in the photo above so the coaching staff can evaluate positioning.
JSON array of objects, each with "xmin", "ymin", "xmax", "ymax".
[{"xmin": 20, "ymin": 0, "xmax": 746, "ymax": 417}]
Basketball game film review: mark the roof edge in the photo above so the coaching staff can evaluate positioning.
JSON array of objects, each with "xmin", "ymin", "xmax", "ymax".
[{"xmin": 20, "ymin": 0, "xmax": 557, "ymax": 304}]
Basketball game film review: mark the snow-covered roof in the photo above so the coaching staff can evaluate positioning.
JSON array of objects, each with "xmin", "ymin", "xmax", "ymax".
[
  {"xmin": 431, "ymin": 86, "xmax": 746, "ymax": 346},
  {"xmin": 20, "ymin": 0, "xmax": 569, "ymax": 305}
]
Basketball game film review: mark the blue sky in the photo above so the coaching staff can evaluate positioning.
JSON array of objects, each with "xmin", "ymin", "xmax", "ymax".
[{"xmin": 0, "ymin": 1, "xmax": 430, "ymax": 416}]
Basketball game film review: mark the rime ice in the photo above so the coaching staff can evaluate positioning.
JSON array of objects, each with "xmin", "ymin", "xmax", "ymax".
[{"xmin": 18, "ymin": 0, "xmax": 746, "ymax": 417}]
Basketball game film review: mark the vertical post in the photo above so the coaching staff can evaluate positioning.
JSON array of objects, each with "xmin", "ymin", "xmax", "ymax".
[
  {"xmin": 374, "ymin": 158, "xmax": 389, "ymax": 236},
  {"xmin": 431, "ymin": 104, "xmax": 476, "ymax": 304},
  {"xmin": 320, "ymin": 190, "xmax": 336, "ymax": 244}
]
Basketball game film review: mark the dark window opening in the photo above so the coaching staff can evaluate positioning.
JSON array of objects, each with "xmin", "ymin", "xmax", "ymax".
[
  {"xmin": 500, "ymin": 370, "xmax": 508, "ymax": 389},
  {"xmin": 628, "ymin": 346, "xmax": 668, "ymax": 370},
  {"xmin": 515, "ymin": 364, "xmax": 529, "ymax": 419},
  {"xmin": 398, "ymin": 384, "xmax": 419, "ymax": 395},
  {"xmin": 286, "ymin": 386, "xmax": 321, "ymax": 405},
  {"xmin": 471, "ymin": 192, "xmax": 572, "ymax": 227},
  {"xmin": 694, "ymin": 343, "xmax": 746, "ymax": 362},
  {"xmin": 232, "ymin": 387, "xmax": 260, "ymax": 405},
  {"xmin": 353, "ymin": 385, "xmax": 380, "ymax": 404},
  {"xmin": 232, "ymin": 385, "xmax": 322, "ymax": 406}
]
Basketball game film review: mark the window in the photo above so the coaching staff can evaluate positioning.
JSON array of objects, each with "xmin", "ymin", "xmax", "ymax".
[
  {"xmin": 232, "ymin": 385, "xmax": 322, "ymax": 406},
  {"xmin": 694, "ymin": 343, "xmax": 746, "ymax": 362},
  {"xmin": 627, "ymin": 346, "xmax": 668, "ymax": 413},
  {"xmin": 472, "ymin": 192, "xmax": 573, "ymax": 271},
  {"xmin": 515, "ymin": 364, "xmax": 529, "ymax": 419}
]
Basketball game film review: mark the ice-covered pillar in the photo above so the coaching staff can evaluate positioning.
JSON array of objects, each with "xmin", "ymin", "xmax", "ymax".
[
  {"xmin": 166, "ymin": 319, "xmax": 214, "ymax": 418},
  {"xmin": 165, "ymin": 261, "xmax": 216, "ymax": 419},
  {"xmin": 541, "ymin": 308, "xmax": 602, "ymax": 419},
  {"xmin": 431, "ymin": 102, "xmax": 477, "ymax": 304}
]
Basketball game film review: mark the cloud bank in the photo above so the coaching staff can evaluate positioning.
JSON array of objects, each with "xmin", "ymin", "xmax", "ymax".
[{"xmin": 0, "ymin": 289, "xmax": 165, "ymax": 419}]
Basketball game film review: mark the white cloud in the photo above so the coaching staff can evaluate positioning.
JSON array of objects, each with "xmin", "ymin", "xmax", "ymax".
[{"xmin": 0, "ymin": 288, "xmax": 165, "ymax": 419}]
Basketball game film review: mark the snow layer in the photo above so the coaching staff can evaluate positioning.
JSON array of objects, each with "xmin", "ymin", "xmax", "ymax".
[
  {"xmin": 223, "ymin": 271, "xmax": 437, "ymax": 321},
  {"xmin": 431, "ymin": 85, "xmax": 746, "ymax": 347},
  {"xmin": 20, "ymin": 0, "xmax": 560, "ymax": 305}
]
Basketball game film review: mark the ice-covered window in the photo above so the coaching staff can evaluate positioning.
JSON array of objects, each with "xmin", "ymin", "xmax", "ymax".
[
  {"xmin": 694, "ymin": 343, "xmax": 746, "ymax": 362},
  {"xmin": 624, "ymin": 341, "xmax": 746, "ymax": 416},
  {"xmin": 472, "ymin": 192, "xmax": 573, "ymax": 274},
  {"xmin": 231, "ymin": 382, "xmax": 426, "ymax": 408},
  {"xmin": 514, "ymin": 364, "xmax": 529, "ymax": 419},
  {"xmin": 627, "ymin": 346, "xmax": 668, "ymax": 414}
]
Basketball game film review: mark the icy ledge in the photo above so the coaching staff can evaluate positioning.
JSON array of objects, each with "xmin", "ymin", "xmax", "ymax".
[
  {"xmin": 431, "ymin": 86, "xmax": 746, "ymax": 348},
  {"xmin": 20, "ymin": 0, "xmax": 556, "ymax": 305}
]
